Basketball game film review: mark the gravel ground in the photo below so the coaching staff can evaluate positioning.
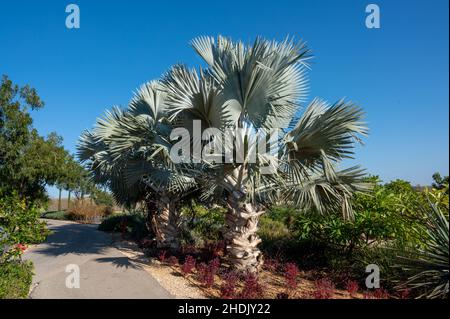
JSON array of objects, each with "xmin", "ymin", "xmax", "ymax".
[{"xmin": 114, "ymin": 240, "xmax": 206, "ymax": 299}]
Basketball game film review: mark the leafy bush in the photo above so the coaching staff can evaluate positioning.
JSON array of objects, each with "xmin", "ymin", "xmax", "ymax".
[
  {"xmin": 258, "ymin": 215, "xmax": 296, "ymax": 257},
  {"xmin": 1, "ymin": 192, "xmax": 48, "ymax": 262},
  {"xmin": 0, "ymin": 192, "xmax": 46, "ymax": 298},
  {"xmin": 181, "ymin": 202, "xmax": 226, "ymax": 247},
  {"xmin": 352, "ymin": 178, "xmax": 428, "ymax": 246},
  {"xmin": 0, "ymin": 260, "xmax": 33, "ymax": 299},
  {"xmin": 98, "ymin": 212, "xmax": 150, "ymax": 240}
]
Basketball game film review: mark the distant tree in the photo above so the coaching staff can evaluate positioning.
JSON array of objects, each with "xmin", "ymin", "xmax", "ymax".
[
  {"xmin": 384, "ymin": 179, "xmax": 415, "ymax": 194},
  {"xmin": 91, "ymin": 188, "xmax": 115, "ymax": 207},
  {"xmin": 432, "ymin": 172, "xmax": 449, "ymax": 191}
]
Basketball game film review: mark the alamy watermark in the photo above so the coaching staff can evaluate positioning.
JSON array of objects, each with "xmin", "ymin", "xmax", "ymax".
[
  {"xmin": 169, "ymin": 121, "xmax": 279, "ymax": 174},
  {"xmin": 65, "ymin": 264, "xmax": 80, "ymax": 288},
  {"xmin": 365, "ymin": 4, "xmax": 380, "ymax": 29},
  {"xmin": 365, "ymin": 264, "xmax": 380, "ymax": 289},
  {"xmin": 65, "ymin": 4, "xmax": 80, "ymax": 29}
]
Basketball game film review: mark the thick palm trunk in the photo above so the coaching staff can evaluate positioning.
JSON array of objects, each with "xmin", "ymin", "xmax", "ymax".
[
  {"xmin": 152, "ymin": 196, "xmax": 181, "ymax": 250},
  {"xmin": 223, "ymin": 193, "xmax": 264, "ymax": 273}
]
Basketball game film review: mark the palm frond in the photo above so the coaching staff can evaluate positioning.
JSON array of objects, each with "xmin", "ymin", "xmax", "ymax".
[{"xmin": 191, "ymin": 35, "xmax": 311, "ymax": 130}]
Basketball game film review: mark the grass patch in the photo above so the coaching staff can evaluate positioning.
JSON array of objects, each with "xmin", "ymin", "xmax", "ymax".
[
  {"xmin": 41, "ymin": 210, "xmax": 68, "ymax": 220},
  {"xmin": 0, "ymin": 260, "xmax": 34, "ymax": 299}
]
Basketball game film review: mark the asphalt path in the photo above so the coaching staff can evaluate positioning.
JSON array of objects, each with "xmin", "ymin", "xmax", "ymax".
[{"xmin": 24, "ymin": 219, "xmax": 172, "ymax": 299}]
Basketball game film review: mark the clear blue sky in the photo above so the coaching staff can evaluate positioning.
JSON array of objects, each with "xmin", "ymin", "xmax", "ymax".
[{"xmin": 1, "ymin": 0, "xmax": 448, "ymax": 197}]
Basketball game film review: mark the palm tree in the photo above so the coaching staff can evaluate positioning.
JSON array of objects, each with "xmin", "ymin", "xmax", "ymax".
[
  {"xmin": 78, "ymin": 82, "xmax": 197, "ymax": 249},
  {"xmin": 78, "ymin": 36, "xmax": 368, "ymax": 272},
  {"xmin": 162, "ymin": 36, "xmax": 369, "ymax": 272}
]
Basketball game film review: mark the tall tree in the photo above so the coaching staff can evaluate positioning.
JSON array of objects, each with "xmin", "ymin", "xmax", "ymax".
[{"xmin": 0, "ymin": 75, "xmax": 73, "ymax": 204}]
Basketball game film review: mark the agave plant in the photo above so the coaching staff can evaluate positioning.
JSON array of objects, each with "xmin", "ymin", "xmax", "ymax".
[
  {"xmin": 161, "ymin": 36, "xmax": 369, "ymax": 272},
  {"xmin": 78, "ymin": 82, "xmax": 197, "ymax": 249},
  {"xmin": 396, "ymin": 203, "xmax": 449, "ymax": 299}
]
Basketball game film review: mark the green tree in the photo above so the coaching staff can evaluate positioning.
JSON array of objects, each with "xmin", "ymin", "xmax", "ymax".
[
  {"xmin": 0, "ymin": 75, "xmax": 72, "ymax": 205},
  {"xmin": 432, "ymin": 172, "xmax": 449, "ymax": 191}
]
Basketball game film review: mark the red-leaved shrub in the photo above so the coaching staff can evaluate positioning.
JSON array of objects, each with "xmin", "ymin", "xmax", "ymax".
[
  {"xmin": 239, "ymin": 273, "xmax": 263, "ymax": 299},
  {"xmin": 312, "ymin": 278, "xmax": 335, "ymax": 299},
  {"xmin": 197, "ymin": 258, "xmax": 221, "ymax": 288},
  {"xmin": 158, "ymin": 250, "xmax": 167, "ymax": 262},
  {"xmin": 284, "ymin": 262, "xmax": 299, "ymax": 289},
  {"xmin": 364, "ymin": 288, "xmax": 390, "ymax": 299},
  {"xmin": 397, "ymin": 289, "xmax": 410, "ymax": 299},
  {"xmin": 345, "ymin": 280, "xmax": 359, "ymax": 297},
  {"xmin": 181, "ymin": 255, "xmax": 196, "ymax": 275},
  {"xmin": 220, "ymin": 271, "xmax": 239, "ymax": 299}
]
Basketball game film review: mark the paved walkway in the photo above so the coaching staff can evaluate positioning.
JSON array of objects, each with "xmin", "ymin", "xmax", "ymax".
[{"xmin": 24, "ymin": 219, "xmax": 172, "ymax": 299}]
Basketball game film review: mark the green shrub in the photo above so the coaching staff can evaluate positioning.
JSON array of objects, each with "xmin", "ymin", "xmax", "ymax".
[
  {"xmin": 352, "ymin": 177, "xmax": 429, "ymax": 246},
  {"xmin": 0, "ymin": 260, "xmax": 33, "ymax": 299},
  {"xmin": 1, "ymin": 192, "xmax": 48, "ymax": 262},
  {"xmin": 265, "ymin": 206, "xmax": 299, "ymax": 229},
  {"xmin": 98, "ymin": 212, "xmax": 150, "ymax": 240},
  {"xmin": 180, "ymin": 202, "xmax": 226, "ymax": 246}
]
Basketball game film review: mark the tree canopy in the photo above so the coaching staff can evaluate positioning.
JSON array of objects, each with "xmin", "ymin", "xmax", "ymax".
[{"xmin": 0, "ymin": 75, "xmax": 82, "ymax": 204}]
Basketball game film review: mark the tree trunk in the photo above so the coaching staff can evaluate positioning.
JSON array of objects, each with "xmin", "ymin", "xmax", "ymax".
[
  {"xmin": 223, "ymin": 192, "xmax": 264, "ymax": 273},
  {"xmin": 152, "ymin": 196, "xmax": 181, "ymax": 250},
  {"xmin": 58, "ymin": 188, "xmax": 62, "ymax": 211},
  {"xmin": 67, "ymin": 191, "xmax": 71, "ymax": 209}
]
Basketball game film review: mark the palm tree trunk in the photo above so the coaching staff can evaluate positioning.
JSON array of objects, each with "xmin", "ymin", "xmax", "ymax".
[
  {"xmin": 223, "ymin": 192, "xmax": 264, "ymax": 273},
  {"xmin": 152, "ymin": 196, "xmax": 181, "ymax": 250}
]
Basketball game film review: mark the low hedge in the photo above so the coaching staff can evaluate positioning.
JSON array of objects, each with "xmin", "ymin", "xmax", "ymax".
[{"xmin": 98, "ymin": 213, "xmax": 149, "ymax": 240}]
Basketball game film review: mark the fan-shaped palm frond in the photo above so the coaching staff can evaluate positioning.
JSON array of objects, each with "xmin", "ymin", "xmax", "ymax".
[
  {"xmin": 191, "ymin": 35, "xmax": 311, "ymax": 130},
  {"xmin": 284, "ymin": 98, "xmax": 368, "ymax": 181},
  {"xmin": 278, "ymin": 166, "xmax": 370, "ymax": 220}
]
